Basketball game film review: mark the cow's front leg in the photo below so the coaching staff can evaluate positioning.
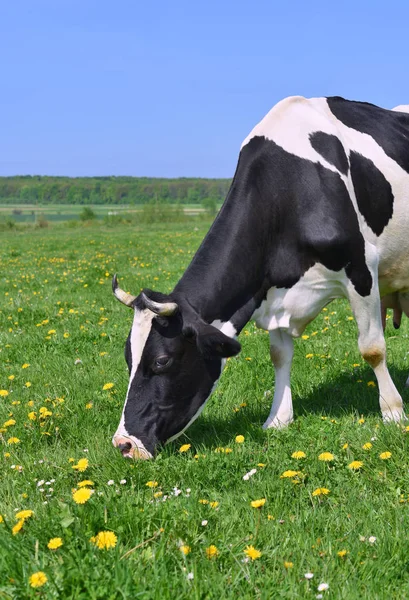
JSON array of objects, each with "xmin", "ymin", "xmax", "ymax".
[
  {"xmin": 347, "ymin": 279, "xmax": 404, "ymax": 423},
  {"xmin": 263, "ymin": 329, "xmax": 294, "ymax": 429}
]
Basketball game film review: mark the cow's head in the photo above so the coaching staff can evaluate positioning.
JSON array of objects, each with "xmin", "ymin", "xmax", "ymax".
[{"xmin": 111, "ymin": 276, "xmax": 241, "ymax": 459}]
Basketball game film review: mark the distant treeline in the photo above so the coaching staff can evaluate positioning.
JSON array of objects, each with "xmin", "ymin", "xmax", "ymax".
[{"xmin": 0, "ymin": 176, "xmax": 232, "ymax": 205}]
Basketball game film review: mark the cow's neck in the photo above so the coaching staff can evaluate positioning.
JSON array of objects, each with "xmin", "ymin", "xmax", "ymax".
[{"xmin": 174, "ymin": 183, "xmax": 269, "ymax": 334}]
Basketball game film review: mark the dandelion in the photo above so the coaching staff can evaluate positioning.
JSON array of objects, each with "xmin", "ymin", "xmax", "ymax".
[
  {"xmin": 210, "ymin": 501, "xmax": 219, "ymax": 509},
  {"xmin": 22, "ymin": 363, "xmax": 30, "ymax": 369},
  {"xmin": 0, "ymin": 390, "xmax": 9, "ymax": 397},
  {"xmin": 102, "ymin": 382, "xmax": 114, "ymax": 390},
  {"xmin": 146, "ymin": 481, "xmax": 158, "ymax": 488},
  {"xmin": 280, "ymin": 470, "xmax": 300, "ymax": 478},
  {"xmin": 180, "ymin": 545, "xmax": 191, "ymax": 555},
  {"xmin": 179, "ymin": 444, "xmax": 191, "ymax": 453},
  {"xmin": 292, "ymin": 451, "xmax": 306, "ymax": 459},
  {"xmin": 318, "ymin": 452, "xmax": 334, "ymax": 461},
  {"xmin": 15, "ymin": 510, "xmax": 34, "ymax": 521},
  {"xmin": 244, "ymin": 545, "xmax": 262, "ymax": 560},
  {"xmin": 7, "ymin": 437, "xmax": 20, "ymax": 444},
  {"xmin": 90, "ymin": 530, "xmax": 117, "ymax": 549},
  {"xmin": 348, "ymin": 461, "xmax": 363, "ymax": 470},
  {"xmin": 337, "ymin": 549, "xmax": 348, "ymax": 557},
  {"xmin": 48, "ymin": 537, "xmax": 63, "ymax": 550},
  {"xmin": 367, "ymin": 381, "xmax": 376, "ymax": 387},
  {"xmin": 78, "ymin": 480, "xmax": 94, "ymax": 487},
  {"xmin": 72, "ymin": 488, "xmax": 93, "ymax": 504},
  {"xmin": 28, "ymin": 412, "xmax": 36, "ymax": 421},
  {"xmin": 235, "ymin": 435, "xmax": 245, "ymax": 443},
  {"xmin": 29, "ymin": 572, "xmax": 47, "ymax": 588},
  {"xmin": 342, "ymin": 443, "xmax": 349, "ymax": 450},
  {"xmin": 362, "ymin": 442, "xmax": 372, "ymax": 450},
  {"xmin": 3, "ymin": 419, "xmax": 16, "ymax": 427},
  {"xmin": 284, "ymin": 561, "xmax": 294, "ymax": 569},
  {"xmin": 205, "ymin": 545, "xmax": 219, "ymax": 559},
  {"xmin": 312, "ymin": 488, "xmax": 330, "ymax": 497},
  {"xmin": 251, "ymin": 498, "xmax": 266, "ymax": 508},
  {"xmin": 12, "ymin": 519, "xmax": 25, "ymax": 535},
  {"xmin": 379, "ymin": 451, "xmax": 392, "ymax": 460},
  {"xmin": 306, "ymin": 353, "xmax": 314, "ymax": 359},
  {"xmin": 72, "ymin": 458, "xmax": 89, "ymax": 472}
]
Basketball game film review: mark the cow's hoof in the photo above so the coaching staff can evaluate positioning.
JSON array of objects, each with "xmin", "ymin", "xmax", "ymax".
[
  {"xmin": 382, "ymin": 409, "xmax": 405, "ymax": 423},
  {"xmin": 262, "ymin": 416, "xmax": 293, "ymax": 430}
]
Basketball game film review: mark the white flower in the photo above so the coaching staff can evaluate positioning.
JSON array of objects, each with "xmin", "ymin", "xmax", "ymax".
[
  {"xmin": 201, "ymin": 520, "xmax": 208, "ymax": 526},
  {"xmin": 368, "ymin": 536, "xmax": 377, "ymax": 544},
  {"xmin": 186, "ymin": 488, "xmax": 191, "ymax": 493},
  {"xmin": 305, "ymin": 572, "xmax": 314, "ymax": 579},
  {"xmin": 39, "ymin": 488, "xmax": 45, "ymax": 492},
  {"xmin": 316, "ymin": 595, "xmax": 323, "ymax": 599},
  {"xmin": 243, "ymin": 468, "xmax": 257, "ymax": 481},
  {"xmin": 46, "ymin": 481, "xmax": 51, "ymax": 486},
  {"xmin": 120, "ymin": 479, "xmax": 127, "ymax": 485},
  {"xmin": 37, "ymin": 480, "xmax": 45, "ymax": 487},
  {"xmin": 75, "ymin": 359, "xmax": 82, "ymax": 365},
  {"xmin": 173, "ymin": 487, "xmax": 182, "ymax": 497},
  {"xmin": 264, "ymin": 390, "xmax": 272, "ymax": 397},
  {"xmin": 50, "ymin": 479, "xmax": 55, "ymax": 483},
  {"xmin": 83, "ymin": 448, "xmax": 88, "ymax": 452},
  {"xmin": 187, "ymin": 572, "xmax": 194, "ymax": 580},
  {"xmin": 107, "ymin": 480, "xmax": 114, "ymax": 486},
  {"xmin": 359, "ymin": 535, "xmax": 366, "ymax": 542},
  {"xmin": 317, "ymin": 583, "xmax": 329, "ymax": 592}
]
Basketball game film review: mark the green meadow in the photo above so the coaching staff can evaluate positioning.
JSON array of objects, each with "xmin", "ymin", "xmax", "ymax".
[{"xmin": 2, "ymin": 221, "xmax": 409, "ymax": 599}]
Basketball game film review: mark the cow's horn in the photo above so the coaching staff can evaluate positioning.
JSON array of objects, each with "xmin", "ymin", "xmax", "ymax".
[
  {"xmin": 141, "ymin": 292, "xmax": 178, "ymax": 316},
  {"xmin": 112, "ymin": 274, "xmax": 136, "ymax": 307}
]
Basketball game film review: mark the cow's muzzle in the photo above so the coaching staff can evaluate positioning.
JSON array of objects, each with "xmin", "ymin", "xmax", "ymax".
[{"xmin": 112, "ymin": 435, "xmax": 153, "ymax": 460}]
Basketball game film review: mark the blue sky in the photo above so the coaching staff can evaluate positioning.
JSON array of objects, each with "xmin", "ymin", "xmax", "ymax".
[{"xmin": 1, "ymin": 0, "xmax": 408, "ymax": 178}]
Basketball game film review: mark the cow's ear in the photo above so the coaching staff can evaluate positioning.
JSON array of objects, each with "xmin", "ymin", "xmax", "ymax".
[{"xmin": 184, "ymin": 323, "xmax": 241, "ymax": 358}]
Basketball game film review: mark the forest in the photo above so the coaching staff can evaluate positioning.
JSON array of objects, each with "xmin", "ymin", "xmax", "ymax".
[{"xmin": 0, "ymin": 176, "xmax": 232, "ymax": 205}]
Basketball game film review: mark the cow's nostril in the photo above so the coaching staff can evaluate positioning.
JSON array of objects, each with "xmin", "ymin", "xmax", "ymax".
[{"xmin": 118, "ymin": 442, "xmax": 132, "ymax": 455}]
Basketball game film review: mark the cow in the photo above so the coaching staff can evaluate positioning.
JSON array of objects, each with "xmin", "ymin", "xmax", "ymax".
[{"xmin": 112, "ymin": 95, "xmax": 409, "ymax": 459}]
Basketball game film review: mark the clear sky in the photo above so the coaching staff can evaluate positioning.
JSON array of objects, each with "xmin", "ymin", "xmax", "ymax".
[{"xmin": 1, "ymin": 0, "xmax": 408, "ymax": 178}]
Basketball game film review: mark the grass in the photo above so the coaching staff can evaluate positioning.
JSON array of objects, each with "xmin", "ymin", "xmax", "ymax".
[{"xmin": 1, "ymin": 222, "xmax": 409, "ymax": 598}]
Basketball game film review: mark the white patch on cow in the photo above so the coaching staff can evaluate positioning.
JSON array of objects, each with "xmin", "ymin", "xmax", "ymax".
[
  {"xmin": 211, "ymin": 319, "xmax": 237, "ymax": 338},
  {"xmin": 392, "ymin": 105, "xmax": 409, "ymax": 113},
  {"xmin": 112, "ymin": 308, "xmax": 155, "ymax": 455}
]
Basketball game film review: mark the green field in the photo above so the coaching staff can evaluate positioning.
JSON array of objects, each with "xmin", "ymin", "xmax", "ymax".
[{"xmin": 2, "ymin": 222, "xmax": 409, "ymax": 599}]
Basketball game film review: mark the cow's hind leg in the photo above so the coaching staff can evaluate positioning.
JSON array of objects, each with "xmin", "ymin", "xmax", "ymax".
[
  {"xmin": 347, "ymin": 278, "xmax": 404, "ymax": 423},
  {"xmin": 263, "ymin": 329, "xmax": 294, "ymax": 429}
]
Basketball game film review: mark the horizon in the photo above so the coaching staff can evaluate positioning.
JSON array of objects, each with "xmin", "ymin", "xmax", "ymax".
[{"xmin": 1, "ymin": 0, "xmax": 408, "ymax": 178}]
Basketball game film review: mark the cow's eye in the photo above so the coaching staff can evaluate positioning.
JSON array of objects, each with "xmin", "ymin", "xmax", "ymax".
[{"xmin": 154, "ymin": 355, "xmax": 172, "ymax": 371}]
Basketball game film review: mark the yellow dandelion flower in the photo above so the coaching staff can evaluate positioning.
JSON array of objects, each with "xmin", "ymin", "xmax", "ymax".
[
  {"xmin": 72, "ymin": 487, "xmax": 93, "ymax": 504},
  {"xmin": 342, "ymin": 443, "xmax": 349, "ymax": 449},
  {"xmin": 25, "ymin": 382, "xmax": 31, "ymax": 387},
  {"xmin": 0, "ymin": 390, "xmax": 9, "ymax": 397},
  {"xmin": 244, "ymin": 545, "xmax": 262, "ymax": 560},
  {"xmin": 102, "ymin": 382, "xmax": 114, "ymax": 390},
  {"xmin": 362, "ymin": 443, "xmax": 372, "ymax": 450},
  {"xmin": 284, "ymin": 561, "xmax": 294, "ymax": 569},
  {"xmin": 199, "ymin": 499, "xmax": 209, "ymax": 504},
  {"xmin": 3, "ymin": 419, "xmax": 16, "ymax": 427},
  {"xmin": 22, "ymin": 363, "xmax": 30, "ymax": 369},
  {"xmin": 8, "ymin": 375, "xmax": 15, "ymax": 380},
  {"xmin": 318, "ymin": 452, "xmax": 334, "ymax": 461},
  {"xmin": 205, "ymin": 545, "xmax": 219, "ymax": 559},
  {"xmin": 379, "ymin": 451, "xmax": 392, "ymax": 460},
  {"xmin": 337, "ymin": 549, "xmax": 348, "ymax": 557},
  {"xmin": 367, "ymin": 381, "xmax": 376, "ymax": 387},
  {"xmin": 235, "ymin": 435, "xmax": 245, "ymax": 443},
  {"xmin": 29, "ymin": 571, "xmax": 47, "ymax": 588},
  {"xmin": 267, "ymin": 514, "xmax": 275, "ymax": 520},
  {"xmin": 90, "ymin": 530, "xmax": 117, "ymax": 549},
  {"xmin": 63, "ymin": 332, "xmax": 70, "ymax": 338},
  {"xmin": 179, "ymin": 444, "xmax": 191, "ymax": 453},
  {"xmin": 280, "ymin": 470, "xmax": 300, "ymax": 478},
  {"xmin": 12, "ymin": 519, "xmax": 25, "ymax": 535},
  {"xmin": 291, "ymin": 451, "xmax": 306, "ymax": 459},
  {"xmin": 7, "ymin": 437, "xmax": 20, "ymax": 444},
  {"xmin": 305, "ymin": 353, "xmax": 314, "ymax": 359},
  {"xmin": 47, "ymin": 537, "xmax": 63, "ymax": 550},
  {"xmin": 302, "ymin": 335, "xmax": 309, "ymax": 340},
  {"xmin": 180, "ymin": 545, "xmax": 191, "ymax": 555},
  {"xmin": 39, "ymin": 407, "xmax": 52, "ymax": 418},
  {"xmin": 312, "ymin": 488, "xmax": 330, "ymax": 497},
  {"xmin": 210, "ymin": 501, "xmax": 219, "ymax": 509},
  {"xmin": 28, "ymin": 412, "xmax": 36, "ymax": 421},
  {"xmin": 348, "ymin": 461, "xmax": 363, "ymax": 471},
  {"xmin": 78, "ymin": 480, "xmax": 94, "ymax": 487},
  {"xmin": 85, "ymin": 402, "xmax": 93, "ymax": 409},
  {"xmin": 72, "ymin": 458, "xmax": 89, "ymax": 472},
  {"xmin": 146, "ymin": 481, "xmax": 158, "ymax": 488},
  {"xmin": 15, "ymin": 510, "xmax": 34, "ymax": 521},
  {"xmin": 0, "ymin": 515, "xmax": 3, "ymax": 523},
  {"xmin": 251, "ymin": 498, "xmax": 266, "ymax": 508}
]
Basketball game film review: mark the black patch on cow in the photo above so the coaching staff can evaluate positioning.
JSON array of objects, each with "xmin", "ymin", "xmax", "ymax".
[
  {"xmin": 349, "ymin": 151, "xmax": 394, "ymax": 236},
  {"xmin": 176, "ymin": 135, "xmax": 372, "ymax": 324},
  {"xmin": 309, "ymin": 131, "xmax": 349, "ymax": 175},
  {"xmin": 327, "ymin": 96, "xmax": 409, "ymax": 174}
]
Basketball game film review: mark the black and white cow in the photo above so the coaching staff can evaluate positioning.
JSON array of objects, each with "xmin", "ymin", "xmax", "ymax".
[{"xmin": 112, "ymin": 96, "xmax": 409, "ymax": 459}]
